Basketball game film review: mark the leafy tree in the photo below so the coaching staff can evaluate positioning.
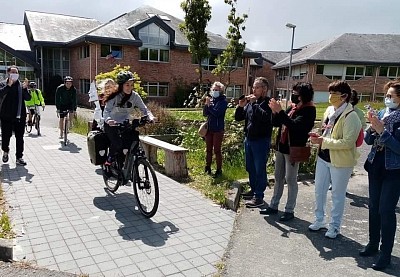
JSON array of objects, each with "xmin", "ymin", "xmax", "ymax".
[
  {"xmin": 179, "ymin": 0, "xmax": 212, "ymax": 93},
  {"xmin": 212, "ymin": 0, "xmax": 247, "ymax": 87},
  {"xmin": 95, "ymin": 64, "xmax": 146, "ymax": 97}
]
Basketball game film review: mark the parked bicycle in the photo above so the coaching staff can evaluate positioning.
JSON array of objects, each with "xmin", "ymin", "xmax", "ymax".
[
  {"xmin": 101, "ymin": 116, "xmax": 159, "ymax": 218},
  {"xmin": 25, "ymin": 105, "xmax": 43, "ymax": 136},
  {"xmin": 58, "ymin": 110, "xmax": 71, "ymax": 146}
]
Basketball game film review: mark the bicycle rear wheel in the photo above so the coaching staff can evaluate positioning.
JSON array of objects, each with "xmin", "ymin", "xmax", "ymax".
[
  {"xmin": 132, "ymin": 157, "xmax": 159, "ymax": 218},
  {"xmin": 35, "ymin": 115, "xmax": 41, "ymax": 136},
  {"xmin": 102, "ymin": 163, "xmax": 123, "ymax": 192}
]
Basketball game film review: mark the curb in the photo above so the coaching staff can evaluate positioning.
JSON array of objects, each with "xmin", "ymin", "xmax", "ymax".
[{"xmin": 225, "ymin": 174, "xmax": 315, "ymax": 211}]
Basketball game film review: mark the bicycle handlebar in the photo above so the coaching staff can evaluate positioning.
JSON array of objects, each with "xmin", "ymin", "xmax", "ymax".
[{"xmin": 111, "ymin": 116, "xmax": 151, "ymax": 129}]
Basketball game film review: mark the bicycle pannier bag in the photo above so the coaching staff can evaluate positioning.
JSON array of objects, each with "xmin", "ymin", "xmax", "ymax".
[{"xmin": 87, "ymin": 130, "xmax": 110, "ymax": 165}]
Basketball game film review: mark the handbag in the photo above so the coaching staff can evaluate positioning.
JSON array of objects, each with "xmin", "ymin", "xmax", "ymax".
[
  {"xmin": 198, "ymin": 121, "xmax": 208, "ymax": 137},
  {"xmin": 288, "ymin": 131, "xmax": 311, "ymax": 163}
]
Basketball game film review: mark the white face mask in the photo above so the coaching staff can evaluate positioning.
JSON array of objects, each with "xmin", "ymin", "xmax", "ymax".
[
  {"xmin": 211, "ymin": 91, "xmax": 220, "ymax": 98},
  {"xmin": 385, "ymin": 97, "xmax": 399, "ymax": 109},
  {"xmin": 9, "ymin": 73, "xmax": 19, "ymax": 81}
]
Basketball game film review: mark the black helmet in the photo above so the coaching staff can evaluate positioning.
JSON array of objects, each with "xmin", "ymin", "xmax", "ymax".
[
  {"xmin": 116, "ymin": 71, "xmax": 134, "ymax": 84},
  {"xmin": 29, "ymin": 81, "xmax": 36, "ymax": 88},
  {"xmin": 64, "ymin": 76, "xmax": 73, "ymax": 82}
]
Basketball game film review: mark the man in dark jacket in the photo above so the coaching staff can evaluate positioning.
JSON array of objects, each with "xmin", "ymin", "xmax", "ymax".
[
  {"xmin": 235, "ymin": 77, "xmax": 273, "ymax": 208},
  {"xmin": 0, "ymin": 65, "xmax": 31, "ymax": 166},
  {"xmin": 55, "ymin": 76, "xmax": 77, "ymax": 139}
]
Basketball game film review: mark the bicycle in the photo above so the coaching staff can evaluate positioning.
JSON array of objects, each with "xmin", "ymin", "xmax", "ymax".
[
  {"xmin": 25, "ymin": 105, "xmax": 43, "ymax": 136},
  {"xmin": 58, "ymin": 110, "xmax": 71, "ymax": 146},
  {"xmin": 101, "ymin": 116, "xmax": 159, "ymax": 218}
]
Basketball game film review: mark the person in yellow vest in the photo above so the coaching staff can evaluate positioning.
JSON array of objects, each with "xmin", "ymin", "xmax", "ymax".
[{"xmin": 25, "ymin": 82, "xmax": 45, "ymax": 126}]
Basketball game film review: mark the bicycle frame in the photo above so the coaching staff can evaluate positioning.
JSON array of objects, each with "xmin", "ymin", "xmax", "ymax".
[{"xmin": 121, "ymin": 140, "xmax": 141, "ymax": 181}]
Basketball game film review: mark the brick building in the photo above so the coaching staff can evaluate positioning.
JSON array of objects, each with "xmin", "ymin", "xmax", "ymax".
[
  {"xmin": 0, "ymin": 5, "xmax": 259, "ymax": 107},
  {"xmin": 272, "ymin": 33, "xmax": 400, "ymax": 102}
]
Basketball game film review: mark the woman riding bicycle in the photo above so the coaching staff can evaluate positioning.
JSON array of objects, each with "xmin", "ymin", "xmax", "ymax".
[{"xmin": 103, "ymin": 71, "xmax": 154, "ymax": 165}]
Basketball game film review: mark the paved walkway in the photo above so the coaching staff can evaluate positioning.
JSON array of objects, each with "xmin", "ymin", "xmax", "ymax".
[{"xmin": 1, "ymin": 106, "xmax": 236, "ymax": 276}]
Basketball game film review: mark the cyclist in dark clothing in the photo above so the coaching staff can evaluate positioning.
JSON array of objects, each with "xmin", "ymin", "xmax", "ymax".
[
  {"xmin": 0, "ymin": 65, "xmax": 31, "ymax": 166},
  {"xmin": 235, "ymin": 77, "xmax": 273, "ymax": 208},
  {"xmin": 55, "ymin": 76, "xmax": 77, "ymax": 139}
]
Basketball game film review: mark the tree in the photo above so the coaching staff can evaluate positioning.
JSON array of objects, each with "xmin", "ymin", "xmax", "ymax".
[
  {"xmin": 179, "ymin": 0, "xmax": 212, "ymax": 94},
  {"xmin": 95, "ymin": 64, "xmax": 146, "ymax": 98},
  {"xmin": 212, "ymin": 0, "xmax": 247, "ymax": 87}
]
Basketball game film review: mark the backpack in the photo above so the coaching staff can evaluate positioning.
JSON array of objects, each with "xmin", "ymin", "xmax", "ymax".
[{"xmin": 345, "ymin": 110, "xmax": 364, "ymax": 147}]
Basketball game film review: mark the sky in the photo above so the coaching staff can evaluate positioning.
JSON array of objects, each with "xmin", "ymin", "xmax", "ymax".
[{"xmin": 2, "ymin": 0, "xmax": 400, "ymax": 51}]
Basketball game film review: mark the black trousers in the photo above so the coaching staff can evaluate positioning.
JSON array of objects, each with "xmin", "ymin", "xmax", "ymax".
[
  {"xmin": 366, "ymin": 151, "xmax": 400, "ymax": 256},
  {"xmin": 1, "ymin": 118, "xmax": 26, "ymax": 159},
  {"xmin": 104, "ymin": 123, "xmax": 136, "ymax": 157}
]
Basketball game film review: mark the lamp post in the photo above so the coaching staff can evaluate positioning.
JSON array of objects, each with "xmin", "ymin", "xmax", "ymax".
[{"xmin": 285, "ymin": 23, "xmax": 296, "ymax": 108}]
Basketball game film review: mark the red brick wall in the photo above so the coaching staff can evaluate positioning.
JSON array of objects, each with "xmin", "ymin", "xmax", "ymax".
[{"xmin": 70, "ymin": 43, "xmax": 249, "ymax": 107}]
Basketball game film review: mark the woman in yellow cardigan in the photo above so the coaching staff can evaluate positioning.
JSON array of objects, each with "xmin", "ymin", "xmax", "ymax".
[{"xmin": 308, "ymin": 80, "xmax": 361, "ymax": 239}]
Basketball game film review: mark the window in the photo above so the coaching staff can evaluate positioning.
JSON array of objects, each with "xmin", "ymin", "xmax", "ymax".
[
  {"xmin": 379, "ymin": 66, "xmax": 388, "ymax": 76},
  {"xmin": 379, "ymin": 66, "xmax": 400, "ymax": 79},
  {"xmin": 365, "ymin": 66, "xmax": 374, "ymax": 76},
  {"xmin": 79, "ymin": 79, "xmax": 91, "ymax": 94},
  {"xmin": 79, "ymin": 45, "xmax": 89, "ymax": 59},
  {"xmin": 138, "ymin": 23, "xmax": 170, "ymax": 62},
  {"xmin": 142, "ymin": 82, "xmax": 169, "ymax": 97},
  {"xmin": 139, "ymin": 47, "xmax": 169, "ymax": 62},
  {"xmin": 100, "ymin": 44, "xmax": 122, "ymax": 58},
  {"xmin": 388, "ymin": 67, "xmax": 399, "ymax": 79},
  {"xmin": 316, "ymin": 65, "xmax": 324, "ymax": 74},
  {"xmin": 345, "ymin": 66, "xmax": 364, "ymax": 80},
  {"xmin": 225, "ymin": 85, "xmax": 242, "ymax": 99},
  {"xmin": 193, "ymin": 54, "xmax": 243, "ymax": 71}
]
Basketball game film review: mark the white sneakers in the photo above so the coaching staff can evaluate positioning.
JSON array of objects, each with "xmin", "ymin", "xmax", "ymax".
[
  {"xmin": 309, "ymin": 221, "xmax": 340, "ymax": 239},
  {"xmin": 308, "ymin": 221, "xmax": 327, "ymax": 231},
  {"xmin": 325, "ymin": 226, "xmax": 340, "ymax": 239}
]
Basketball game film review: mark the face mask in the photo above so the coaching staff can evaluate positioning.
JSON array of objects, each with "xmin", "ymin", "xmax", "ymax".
[
  {"xmin": 291, "ymin": 94, "xmax": 300, "ymax": 104},
  {"xmin": 385, "ymin": 97, "xmax": 399, "ymax": 109},
  {"xmin": 9, "ymin": 73, "xmax": 19, "ymax": 81},
  {"xmin": 329, "ymin": 94, "xmax": 344, "ymax": 106},
  {"xmin": 211, "ymin": 91, "xmax": 220, "ymax": 98}
]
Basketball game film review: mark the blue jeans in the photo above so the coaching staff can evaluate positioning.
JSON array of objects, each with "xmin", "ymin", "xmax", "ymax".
[
  {"xmin": 314, "ymin": 157, "xmax": 353, "ymax": 229},
  {"xmin": 366, "ymin": 151, "xmax": 400, "ymax": 256},
  {"xmin": 244, "ymin": 137, "xmax": 271, "ymax": 200}
]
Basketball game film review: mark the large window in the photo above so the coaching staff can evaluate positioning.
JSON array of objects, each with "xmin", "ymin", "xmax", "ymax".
[
  {"xmin": 139, "ymin": 23, "xmax": 170, "ymax": 62},
  {"xmin": 142, "ymin": 82, "xmax": 169, "ymax": 97},
  {"xmin": 225, "ymin": 85, "xmax": 242, "ymax": 99},
  {"xmin": 379, "ymin": 66, "xmax": 400, "ymax": 79},
  {"xmin": 79, "ymin": 79, "xmax": 91, "ymax": 94},
  {"xmin": 193, "ymin": 54, "xmax": 243, "ymax": 71},
  {"xmin": 79, "ymin": 45, "xmax": 89, "ymax": 59},
  {"xmin": 0, "ymin": 49, "xmax": 35, "ymax": 81},
  {"xmin": 345, "ymin": 66, "xmax": 364, "ymax": 80},
  {"xmin": 100, "ymin": 44, "xmax": 122, "ymax": 59}
]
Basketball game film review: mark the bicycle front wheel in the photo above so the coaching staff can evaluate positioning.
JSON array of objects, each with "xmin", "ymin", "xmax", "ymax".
[
  {"xmin": 132, "ymin": 157, "xmax": 159, "ymax": 218},
  {"xmin": 63, "ymin": 116, "xmax": 68, "ymax": 145},
  {"xmin": 35, "ymin": 115, "xmax": 41, "ymax": 136},
  {"xmin": 25, "ymin": 121, "xmax": 32, "ymax": 133}
]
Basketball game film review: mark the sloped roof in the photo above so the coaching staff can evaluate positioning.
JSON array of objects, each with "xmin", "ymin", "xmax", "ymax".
[
  {"xmin": 273, "ymin": 33, "xmax": 400, "ymax": 68},
  {"xmin": 24, "ymin": 10, "xmax": 101, "ymax": 44},
  {"xmin": 0, "ymin": 23, "xmax": 31, "ymax": 51},
  {"xmin": 75, "ymin": 5, "xmax": 258, "ymax": 57},
  {"xmin": 259, "ymin": 51, "xmax": 289, "ymax": 64}
]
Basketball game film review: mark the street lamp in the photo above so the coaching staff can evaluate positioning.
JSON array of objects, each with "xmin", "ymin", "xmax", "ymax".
[{"xmin": 285, "ymin": 23, "xmax": 296, "ymax": 108}]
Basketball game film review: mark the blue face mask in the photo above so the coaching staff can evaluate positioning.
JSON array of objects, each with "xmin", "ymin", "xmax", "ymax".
[
  {"xmin": 385, "ymin": 97, "xmax": 399, "ymax": 109},
  {"xmin": 211, "ymin": 91, "xmax": 220, "ymax": 98}
]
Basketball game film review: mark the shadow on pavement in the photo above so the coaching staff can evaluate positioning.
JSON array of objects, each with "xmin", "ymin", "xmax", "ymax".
[
  {"xmin": 263, "ymin": 215, "xmax": 400, "ymax": 275},
  {"xmin": 93, "ymin": 190, "xmax": 179, "ymax": 247},
  {"xmin": 58, "ymin": 142, "xmax": 81, "ymax": 153},
  {"xmin": 1, "ymin": 164, "xmax": 34, "ymax": 184},
  {"xmin": 346, "ymin": 192, "xmax": 369, "ymax": 209}
]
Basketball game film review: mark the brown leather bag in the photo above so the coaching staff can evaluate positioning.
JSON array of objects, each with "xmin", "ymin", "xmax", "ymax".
[
  {"xmin": 289, "ymin": 146, "xmax": 311, "ymax": 163},
  {"xmin": 198, "ymin": 121, "xmax": 208, "ymax": 137}
]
